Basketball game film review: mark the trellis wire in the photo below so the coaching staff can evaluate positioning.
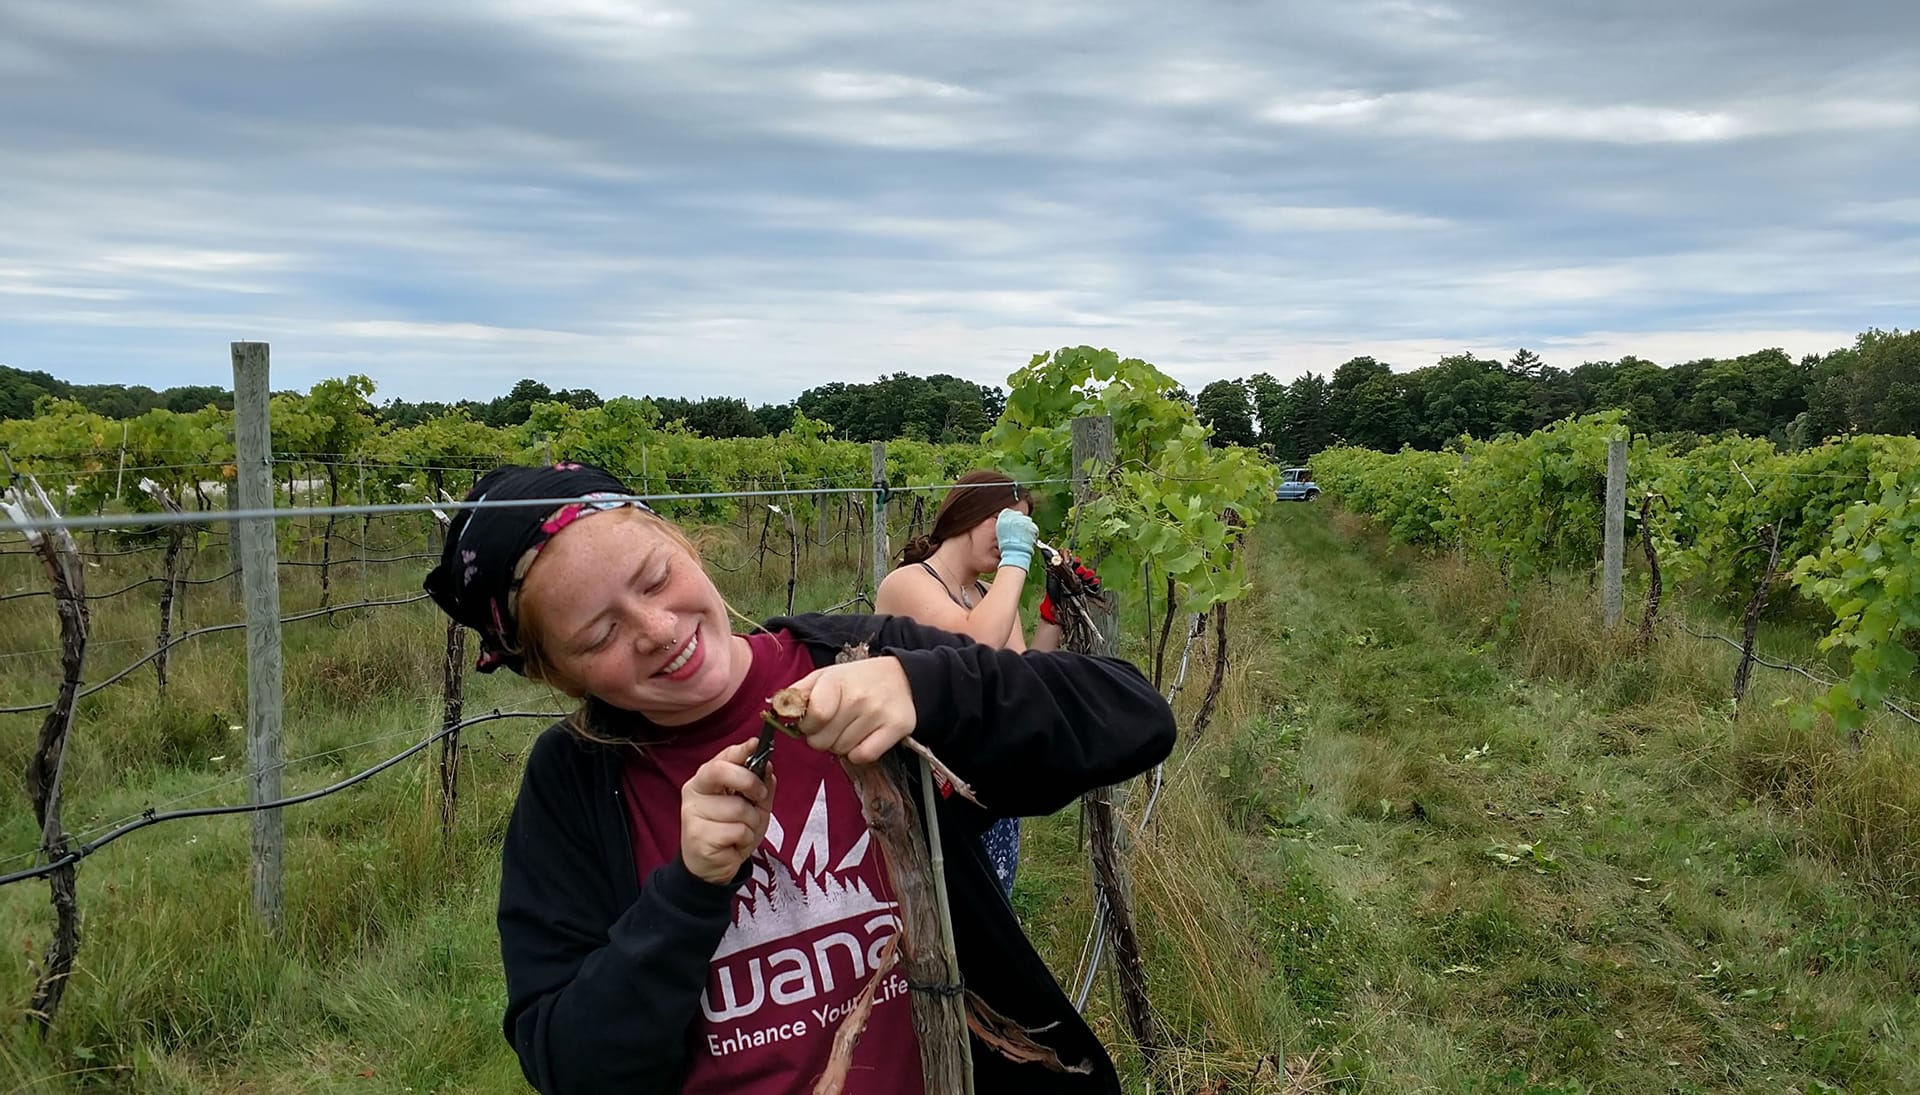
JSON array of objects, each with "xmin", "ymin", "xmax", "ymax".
[
  {"xmin": 1674, "ymin": 617, "xmax": 1920, "ymax": 726},
  {"xmin": 0, "ymin": 714, "xmax": 540, "ymax": 874},
  {"xmin": 0, "ymin": 595, "xmax": 432, "ymax": 716},
  {"xmin": 0, "ymin": 558, "xmax": 427, "ymax": 605},
  {"xmin": 3, "ymin": 477, "xmax": 1083, "ymax": 535},
  {"xmin": 0, "ymin": 710, "xmax": 563, "ymax": 888},
  {"xmin": 0, "ymin": 473, "xmax": 994, "ymax": 706}
]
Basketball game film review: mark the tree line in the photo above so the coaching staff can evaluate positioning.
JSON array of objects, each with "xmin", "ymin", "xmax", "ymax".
[
  {"xmin": 6, "ymin": 327, "xmax": 1911, "ymax": 456},
  {"xmin": 1195, "ymin": 328, "xmax": 1917, "ymax": 462},
  {"xmin": 0, "ymin": 368, "xmax": 236, "ymax": 421},
  {"xmin": 377, "ymin": 371, "xmax": 1005, "ymax": 443},
  {"xmin": 1, "ymin": 368, "xmax": 1005, "ymax": 447}
]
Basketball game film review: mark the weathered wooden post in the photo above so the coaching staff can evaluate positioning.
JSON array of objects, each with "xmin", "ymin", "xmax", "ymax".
[
  {"xmin": 1069, "ymin": 414, "xmax": 1159, "ymax": 1069},
  {"xmin": 232, "ymin": 341, "xmax": 285, "ymax": 933},
  {"xmin": 869, "ymin": 444, "xmax": 888, "ymax": 604}
]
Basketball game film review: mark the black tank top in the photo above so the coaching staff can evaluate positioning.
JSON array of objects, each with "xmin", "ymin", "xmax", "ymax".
[{"xmin": 916, "ymin": 561, "xmax": 990, "ymax": 609}]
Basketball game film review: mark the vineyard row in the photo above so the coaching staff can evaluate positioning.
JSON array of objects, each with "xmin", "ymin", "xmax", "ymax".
[{"xmin": 1313, "ymin": 414, "xmax": 1920, "ymax": 734}]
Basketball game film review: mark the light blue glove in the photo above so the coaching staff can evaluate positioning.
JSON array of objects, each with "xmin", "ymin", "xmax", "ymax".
[{"xmin": 994, "ymin": 509, "xmax": 1039, "ymax": 571}]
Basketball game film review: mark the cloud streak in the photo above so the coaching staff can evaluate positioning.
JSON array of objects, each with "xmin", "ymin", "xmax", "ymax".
[{"xmin": 0, "ymin": 0, "xmax": 1913, "ymax": 402}]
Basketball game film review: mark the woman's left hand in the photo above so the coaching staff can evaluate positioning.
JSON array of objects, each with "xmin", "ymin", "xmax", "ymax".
[{"xmin": 784, "ymin": 656, "xmax": 918, "ymax": 765}]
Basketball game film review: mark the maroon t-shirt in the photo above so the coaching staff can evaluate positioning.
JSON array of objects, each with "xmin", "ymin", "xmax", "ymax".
[{"xmin": 621, "ymin": 630, "xmax": 924, "ymax": 1094}]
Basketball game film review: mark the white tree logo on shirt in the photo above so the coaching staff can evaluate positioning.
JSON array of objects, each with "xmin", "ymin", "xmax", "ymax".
[{"xmin": 701, "ymin": 775, "xmax": 903, "ymax": 1024}]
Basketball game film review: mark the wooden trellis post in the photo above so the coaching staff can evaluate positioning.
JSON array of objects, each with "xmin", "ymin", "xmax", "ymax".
[
  {"xmin": 1069, "ymin": 415, "xmax": 1160, "ymax": 1070},
  {"xmin": 869, "ymin": 444, "xmax": 888, "ymax": 604},
  {"xmin": 232, "ymin": 342, "xmax": 285, "ymax": 933}
]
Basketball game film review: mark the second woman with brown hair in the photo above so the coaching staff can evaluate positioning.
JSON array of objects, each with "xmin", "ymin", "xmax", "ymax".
[{"xmin": 875, "ymin": 470, "xmax": 1097, "ymax": 899}]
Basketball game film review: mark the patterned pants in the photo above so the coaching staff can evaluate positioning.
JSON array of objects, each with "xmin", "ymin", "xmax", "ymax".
[{"xmin": 982, "ymin": 817, "xmax": 1021, "ymax": 900}]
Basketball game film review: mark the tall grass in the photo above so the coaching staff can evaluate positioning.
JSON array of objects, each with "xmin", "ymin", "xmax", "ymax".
[
  {"xmin": 0, "ymin": 507, "xmax": 946, "ymax": 1090},
  {"xmin": 3, "ymin": 501, "xmax": 1918, "ymax": 1092}
]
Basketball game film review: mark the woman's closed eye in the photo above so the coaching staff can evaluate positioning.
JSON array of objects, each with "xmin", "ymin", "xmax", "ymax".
[
  {"xmin": 578, "ymin": 566, "xmax": 666, "ymax": 652},
  {"xmin": 583, "ymin": 621, "xmax": 617, "ymax": 653}
]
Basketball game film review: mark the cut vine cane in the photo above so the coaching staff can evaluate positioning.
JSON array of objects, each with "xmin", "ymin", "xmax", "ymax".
[
  {"xmin": 811, "ymin": 935, "xmax": 899, "ymax": 1095},
  {"xmin": 757, "ymin": 642, "xmax": 1089, "ymax": 1091},
  {"xmin": 755, "ymin": 675, "xmax": 979, "ymax": 807},
  {"xmin": 1035, "ymin": 540, "xmax": 1109, "ymax": 651}
]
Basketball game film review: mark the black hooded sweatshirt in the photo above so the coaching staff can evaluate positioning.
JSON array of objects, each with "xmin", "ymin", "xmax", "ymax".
[{"xmin": 494, "ymin": 612, "xmax": 1175, "ymax": 1094}]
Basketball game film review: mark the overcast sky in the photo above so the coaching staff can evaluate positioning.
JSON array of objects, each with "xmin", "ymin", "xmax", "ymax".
[{"xmin": 2, "ymin": 0, "xmax": 1915, "ymax": 404}]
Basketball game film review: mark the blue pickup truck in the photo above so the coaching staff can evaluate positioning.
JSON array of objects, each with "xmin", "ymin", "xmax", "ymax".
[{"xmin": 1276, "ymin": 467, "xmax": 1320, "ymax": 502}]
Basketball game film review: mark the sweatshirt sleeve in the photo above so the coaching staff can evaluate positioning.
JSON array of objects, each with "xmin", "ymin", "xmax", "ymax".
[
  {"xmin": 497, "ymin": 734, "xmax": 741, "ymax": 1094},
  {"xmin": 872, "ymin": 616, "xmax": 1177, "ymax": 818}
]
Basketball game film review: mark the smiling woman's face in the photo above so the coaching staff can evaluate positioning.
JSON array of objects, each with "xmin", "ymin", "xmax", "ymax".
[{"xmin": 517, "ymin": 509, "xmax": 747, "ymax": 726}]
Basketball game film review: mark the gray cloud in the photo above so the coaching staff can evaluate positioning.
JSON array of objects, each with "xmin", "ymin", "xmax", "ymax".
[{"xmin": 0, "ymin": 0, "xmax": 1913, "ymax": 402}]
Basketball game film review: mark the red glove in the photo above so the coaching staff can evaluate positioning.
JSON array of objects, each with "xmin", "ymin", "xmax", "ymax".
[{"xmin": 1039, "ymin": 556, "xmax": 1102, "ymax": 625}]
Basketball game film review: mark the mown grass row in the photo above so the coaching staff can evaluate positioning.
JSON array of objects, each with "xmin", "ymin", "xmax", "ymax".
[{"xmin": 1059, "ymin": 506, "xmax": 1920, "ymax": 1093}]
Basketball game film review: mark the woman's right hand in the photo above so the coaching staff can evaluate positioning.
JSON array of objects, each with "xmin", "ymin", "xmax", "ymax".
[
  {"xmin": 994, "ymin": 509, "xmax": 1039, "ymax": 572},
  {"xmin": 679, "ymin": 739, "xmax": 776, "ymax": 886}
]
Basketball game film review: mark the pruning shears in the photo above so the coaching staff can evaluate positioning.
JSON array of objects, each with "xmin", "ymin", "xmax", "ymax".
[{"xmin": 745, "ymin": 707, "xmax": 798, "ymax": 781}]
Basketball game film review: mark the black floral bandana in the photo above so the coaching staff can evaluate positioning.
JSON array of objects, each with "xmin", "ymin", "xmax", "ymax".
[{"xmin": 423, "ymin": 462, "xmax": 650, "ymax": 674}]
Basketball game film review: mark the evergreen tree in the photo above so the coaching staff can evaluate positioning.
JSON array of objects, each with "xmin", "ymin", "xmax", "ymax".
[{"xmin": 1195, "ymin": 379, "xmax": 1258, "ymax": 447}]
